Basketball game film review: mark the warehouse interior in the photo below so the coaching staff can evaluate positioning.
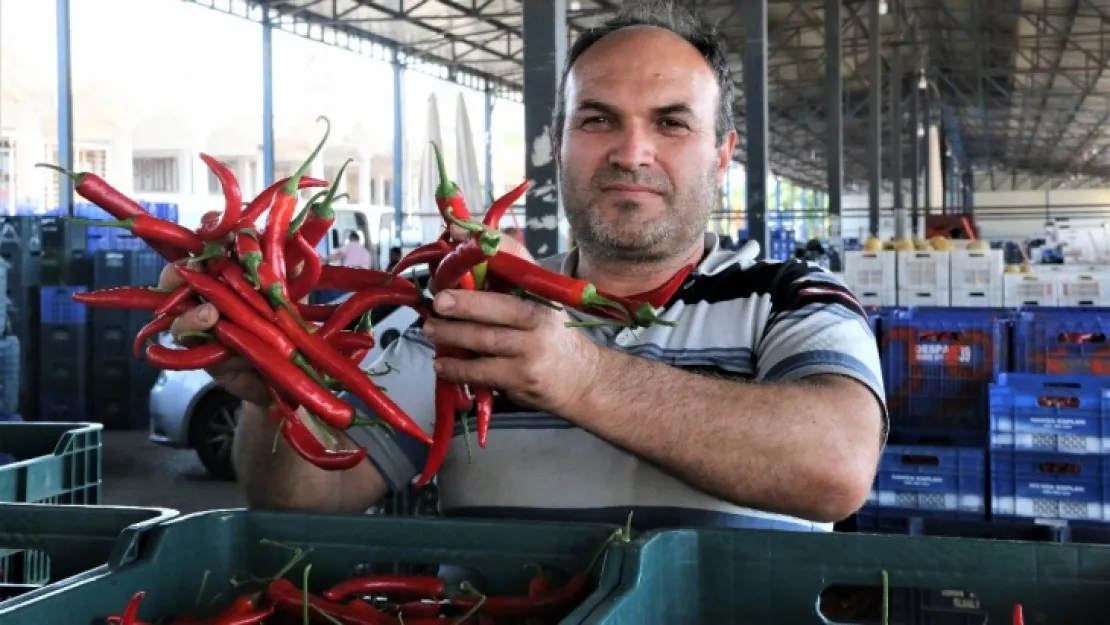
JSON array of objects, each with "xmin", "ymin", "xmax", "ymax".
[{"xmin": 2, "ymin": 0, "xmax": 1110, "ymax": 622}]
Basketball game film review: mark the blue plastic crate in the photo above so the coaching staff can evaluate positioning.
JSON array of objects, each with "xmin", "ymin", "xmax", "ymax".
[
  {"xmin": 38, "ymin": 287, "xmax": 86, "ymax": 325},
  {"xmin": 0, "ymin": 336, "xmax": 19, "ymax": 417},
  {"xmin": 990, "ymin": 373, "xmax": 1110, "ymax": 454},
  {"xmin": 991, "ymin": 450, "xmax": 1110, "ymax": 524},
  {"xmin": 881, "ymin": 307, "xmax": 1008, "ymax": 429},
  {"xmin": 865, "ymin": 445, "xmax": 986, "ymax": 519},
  {"xmin": 1013, "ymin": 307, "xmax": 1110, "ymax": 375}
]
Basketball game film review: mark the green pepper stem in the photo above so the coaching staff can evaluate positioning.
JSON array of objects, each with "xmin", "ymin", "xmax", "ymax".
[
  {"xmin": 631, "ymin": 303, "xmax": 678, "ymax": 328},
  {"xmin": 323, "ymin": 158, "xmax": 354, "ymax": 208},
  {"xmin": 565, "ymin": 320, "xmax": 631, "ymax": 329},
  {"xmin": 580, "ymin": 285, "xmax": 632, "ymax": 318},
  {"xmin": 66, "ymin": 217, "xmax": 132, "ymax": 229},
  {"xmin": 35, "ymin": 162, "xmax": 85, "ymax": 185},
  {"xmin": 445, "ymin": 207, "xmax": 486, "ymax": 234},
  {"xmin": 430, "ymin": 141, "xmax": 460, "ymax": 199},
  {"xmin": 289, "ymin": 190, "xmax": 329, "ymax": 236},
  {"xmin": 282, "ymin": 116, "xmax": 331, "ymax": 196},
  {"xmin": 461, "ymin": 411, "xmax": 474, "ymax": 463},
  {"xmin": 365, "ymin": 362, "xmax": 397, "ymax": 377}
]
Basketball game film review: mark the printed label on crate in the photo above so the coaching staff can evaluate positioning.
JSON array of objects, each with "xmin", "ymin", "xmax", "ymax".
[
  {"xmin": 1020, "ymin": 482, "xmax": 1089, "ymax": 499},
  {"xmin": 914, "ymin": 343, "xmax": 972, "ymax": 364},
  {"xmin": 889, "ymin": 473, "xmax": 952, "ymax": 491},
  {"xmin": 1015, "ymin": 414, "xmax": 1094, "ymax": 434}
]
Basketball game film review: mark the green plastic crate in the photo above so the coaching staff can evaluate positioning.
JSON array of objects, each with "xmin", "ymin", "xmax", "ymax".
[
  {"xmin": 0, "ymin": 503, "xmax": 177, "ymax": 605},
  {"xmin": 0, "ymin": 423, "xmax": 103, "ymax": 584},
  {"xmin": 581, "ymin": 528, "xmax": 1110, "ymax": 624},
  {"xmin": 0, "ymin": 509, "xmax": 628, "ymax": 625}
]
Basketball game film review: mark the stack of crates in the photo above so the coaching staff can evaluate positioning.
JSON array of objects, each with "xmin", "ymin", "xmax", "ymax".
[
  {"xmin": 38, "ymin": 286, "xmax": 87, "ymax": 421},
  {"xmin": 767, "ymin": 227, "xmax": 796, "ymax": 261}
]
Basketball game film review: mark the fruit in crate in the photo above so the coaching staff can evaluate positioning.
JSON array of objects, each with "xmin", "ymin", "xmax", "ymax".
[
  {"xmin": 1004, "ymin": 264, "xmax": 1022, "ymax": 274},
  {"xmin": 912, "ymin": 237, "xmax": 932, "ymax": 251},
  {"xmin": 966, "ymin": 240, "xmax": 990, "ymax": 251},
  {"xmin": 863, "ymin": 236, "xmax": 884, "ymax": 252},
  {"xmin": 930, "ymin": 236, "xmax": 954, "ymax": 251},
  {"xmin": 892, "ymin": 238, "xmax": 916, "ymax": 252}
]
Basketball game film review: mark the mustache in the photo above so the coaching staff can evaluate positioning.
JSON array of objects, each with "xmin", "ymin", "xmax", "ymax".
[{"xmin": 590, "ymin": 168, "xmax": 670, "ymax": 194}]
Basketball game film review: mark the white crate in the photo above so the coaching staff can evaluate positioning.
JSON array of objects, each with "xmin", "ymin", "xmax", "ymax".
[
  {"xmin": 854, "ymin": 289, "xmax": 897, "ymax": 308},
  {"xmin": 950, "ymin": 249, "xmax": 1004, "ymax": 291},
  {"xmin": 897, "ymin": 251, "xmax": 951, "ymax": 291},
  {"xmin": 897, "ymin": 289, "xmax": 951, "ymax": 307},
  {"xmin": 951, "ymin": 288, "xmax": 1003, "ymax": 308},
  {"xmin": 1003, "ymin": 273, "xmax": 1058, "ymax": 307},
  {"xmin": 1058, "ymin": 272, "xmax": 1110, "ymax": 307},
  {"xmin": 843, "ymin": 251, "xmax": 897, "ymax": 292}
]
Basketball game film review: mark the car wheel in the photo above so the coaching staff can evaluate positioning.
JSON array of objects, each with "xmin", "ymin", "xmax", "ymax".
[{"xmin": 190, "ymin": 390, "xmax": 241, "ymax": 481}]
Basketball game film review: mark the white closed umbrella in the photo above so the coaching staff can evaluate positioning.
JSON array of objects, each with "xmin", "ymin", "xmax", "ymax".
[
  {"xmin": 416, "ymin": 94, "xmax": 445, "ymax": 243},
  {"xmin": 454, "ymin": 93, "xmax": 484, "ymax": 218}
]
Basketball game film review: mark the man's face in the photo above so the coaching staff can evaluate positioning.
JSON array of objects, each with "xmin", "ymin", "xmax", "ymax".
[{"xmin": 557, "ymin": 26, "xmax": 737, "ymax": 263}]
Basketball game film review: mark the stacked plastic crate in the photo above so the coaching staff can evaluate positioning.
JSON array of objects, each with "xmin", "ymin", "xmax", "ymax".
[
  {"xmin": 856, "ymin": 307, "xmax": 1009, "ymax": 533},
  {"xmin": 989, "ymin": 308, "xmax": 1110, "ymax": 530},
  {"xmin": 0, "ymin": 216, "xmax": 41, "ymax": 421}
]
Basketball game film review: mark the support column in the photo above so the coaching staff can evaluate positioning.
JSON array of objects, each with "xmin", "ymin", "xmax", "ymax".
[
  {"xmin": 484, "ymin": 86, "xmax": 495, "ymax": 201},
  {"xmin": 867, "ymin": 0, "xmax": 882, "ymax": 237},
  {"xmin": 522, "ymin": 0, "xmax": 566, "ymax": 258},
  {"xmin": 392, "ymin": 52, "xmax": 406, "ymax": 234},
  {"xmin": 928, "ymin": 123, "xmax": 943, "ymax": 215},
  {"xmin": 892, "ymin": 43, "xmax": 905, "ymax": 240},
  {"xmin": 359, "ymin": 158, "xmax": 372, "ymax": 206},
  {"xmin": 910, "ymin": 63, "xmax": 921, "ymax": 236},
  {"xmin": 261, "ymin": 8, "xmax": 275, "ymax": 187},
  {"xmin": 825, "ymin": 0, "xmax": 843, "ymax": 270},
  {"xmin": 745, "ymin": 0, "xmax": 770, "ymax": 259},
  {"xmin": 55, "ymin": 0, "xmax": 74, "ymax": 214}
]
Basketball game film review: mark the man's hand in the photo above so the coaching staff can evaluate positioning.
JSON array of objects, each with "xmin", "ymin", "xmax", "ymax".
[{"xmin": 422, "ymin": 287, "xmax": 601, "ymax": 415}]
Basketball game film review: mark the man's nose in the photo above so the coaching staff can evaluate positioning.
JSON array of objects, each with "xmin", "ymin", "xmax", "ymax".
[{"xmin": 607, "ymin": 124, "xmax": 656, "ymax": 170}]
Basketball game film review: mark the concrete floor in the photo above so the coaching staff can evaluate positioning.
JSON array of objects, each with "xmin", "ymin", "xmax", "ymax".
[{"xmin": 100, "ymin": 430, "xmax": 245, "ymax": 514}]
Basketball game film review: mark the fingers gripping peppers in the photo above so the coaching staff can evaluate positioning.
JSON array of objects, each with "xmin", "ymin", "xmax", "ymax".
[
  {"xmin": 197, "ymin": 154, "xmax": 243, "ymax": 241},
  {"xmin": 484, "ymin": 252, "xmax": 639, "ymax": 321},
  {"xmin": 433, "ymin": 237, "xmax": 498, "ymax": 292},
  {"xmin": 174, "ymin": 266, "xmax": 297, "ymax": 356}
]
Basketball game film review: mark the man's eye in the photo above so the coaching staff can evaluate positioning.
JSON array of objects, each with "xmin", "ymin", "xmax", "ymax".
[
  {"xmin": 659, "ymin": 118, "xmax": 689, "ymax": 129},
  {"xmin": 580, "ymin": 116, "xmax": 610, "ymax": 128}
]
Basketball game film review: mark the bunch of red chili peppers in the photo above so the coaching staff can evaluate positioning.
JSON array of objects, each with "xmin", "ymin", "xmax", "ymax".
[
  {"xmin": 103, "ymin": 525, "xmax": 630, "ymax": 625},
  {"xmin": 49, "ymin": 116, "xmax": 676, "ymax": 482}
]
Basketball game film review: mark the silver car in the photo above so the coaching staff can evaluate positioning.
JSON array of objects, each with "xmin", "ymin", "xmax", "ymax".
[{"xmin": 148, "ymin": 270, "xmax": 429, "ymax": 480}]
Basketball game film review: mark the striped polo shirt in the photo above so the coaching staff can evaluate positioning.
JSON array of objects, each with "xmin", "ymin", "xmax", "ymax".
[{"xmin": 346, "ymin": 233, "xmax": 886, "ymax": 531}]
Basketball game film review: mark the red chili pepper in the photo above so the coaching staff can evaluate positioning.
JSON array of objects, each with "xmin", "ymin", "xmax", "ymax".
[
  {"xmin": 328, "ymin": 331, "xmax": 375, "ymax": 353},
  {"xmin": 288, "ymin": 233, "xmax": 324, "ymax": 302},
  {"xmin": 72, "ymin": 286, "xmax": 181, "ymax": 312},
  {"xmin": 265, "ymin": 579, "xmax": 398, "ymax": 625},
  {"xmin": 416, "ymin": 376, "xmax": 464, "ymax": 487},
  {"xmin": 197, "ymin": 154, "xmax": 243, "ymax": 241},
  {"xmin": 36, "ymin": 163, "xmax": 188, "ymax": 261},
  {"xmin": 390, "ymin": 240, "xmax": 452, "ymax": 276},
  {"xmin": 433, "ymin": 238, "xmax": 496, "ymax": 292},
  {"xmin": 175, "ymin": 266, "xmax": 296, "ymax": 357},
  {"xmin": 271, "ymin": 395, "xmax": 367, "ymax": 471},
  {"xmin": 525, "ymin": 574, "xmax": 552, "ymax": 625},
  {"xmin": 211, "ymin": 320, "xmax": 353, "ymax": 428},
  {"xmin": 626, "ymin": 264, "xmax": 694, "ymax": 308},
  {"xmin": 285, "ymin": 160, "xmax": 350, "ymax": 267},
  {"xmin": 396, "ymin": 602, "xmax": 441, "ymax": 618},
  {"xmin": 200, "ymin": 210, "xmax": 223, "ymax": 230},
  {"xmin": 484, "ymin": 253, "xmax": 642, "ymax": 322},
  {"xmin": 218, "ymin": 263, "xmax": 279, "ymax": 322},
  {"xmin": 322, "ymin": 575, "xmax": 447, "ymax": 603},
  {"xmin": 155, "ymin": 283, "xmax": 197, "ymax": 317},
  {"xmin": 270, "ymin": 306, "xmax": 432, "ymax": 444},
  {"xmin": 482, "ymin": 179, "xmax": 531, "ymax": 229},
  {"xmin": 205, "ymin": 607, "xmax": 275, "ymax": 625},
  {"xmin": 69, "ymin": 215, "xmax": 204, "ymax": 258},
  {"xmin": 581, "ymin": 289, "xmax": 677, "ymax": 328},
  {"xmin": 145, "ymin": 342, "xmax": 231, "ymax": 370},
  {"xmin": 239, "ymin": 176, "xmax": 331, "ymax": 226},
  {"xmin": 298, "ymin": 303, "xmax": 338, "ymax": 322},
  {"xmin": 132, "ymin": 314, "xmax": 174, "ymax": 358},
  {"xmin": 452, "ymin": 574, "xmax": 590, "ymax": 617},
  {"xmin": 1013, "ymin": 604, "xmax": 1024, "ymax": 625},
  {"xmin": 263, "ymin": 118, "xmax": 331, "ymax": 283},
  {"xmin": 473, "ymin": 387, "xmax": 494, "ymax": 449},
  {"xmin": 319, "ymin": 289, "xmax": 430, "ymax": 341},
  {"xmin": 318, "ymin": 266, "xmax": 412, "ymax": 292},
  {"xmin": 430, "ymin": 141, "xmax": 471, "ymax": 222},
  {"xmin": 120, "ymin": 590, "xmax": 146, "ymax": 625},
  {"xmin": 235, "ymin": 228, "xmax": 265, "ymax": 285}
]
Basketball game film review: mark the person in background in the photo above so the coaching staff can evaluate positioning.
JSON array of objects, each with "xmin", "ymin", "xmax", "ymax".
[
  {"xmin": 327, "ymin": 230, "xmax": 372, "ymax": 268},
  {"xmin": 386, "ymin": 246, "xmax": 403, "ymax": 272}
]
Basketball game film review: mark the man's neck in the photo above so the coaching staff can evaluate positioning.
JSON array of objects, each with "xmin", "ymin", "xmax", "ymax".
[{"xmin": 575, "ymin": 240, "xmax": 705, "ymax": 297}]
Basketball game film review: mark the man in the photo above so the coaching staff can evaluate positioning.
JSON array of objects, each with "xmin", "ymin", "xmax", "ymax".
[
  {"xmin": 162, "ymin": 3, "xmax": 885, "ymax": 530},
  {"xmin": 327, "ymin": 230, "xmax": 372, "ymax": 269}
]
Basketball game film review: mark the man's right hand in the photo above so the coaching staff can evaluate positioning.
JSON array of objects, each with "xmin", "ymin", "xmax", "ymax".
[{"xmin": 157, "ymin": 262, "xmax": 272, "ymax": 407}]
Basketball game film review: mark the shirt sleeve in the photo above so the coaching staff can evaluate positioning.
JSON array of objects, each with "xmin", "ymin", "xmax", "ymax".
[
  {"xmin": 753, "ymin": 260, "xmax": 888, "ymax": 432},
  {"xmin": 342, "ymin": 322, "xmax": 435, "ymax": 493}
]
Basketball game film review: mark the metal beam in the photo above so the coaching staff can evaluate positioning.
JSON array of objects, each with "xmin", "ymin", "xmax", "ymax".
[
  {"xmin": 521, "ymin": 0, "xmax": 565, "ymax": 258},
  {"xmin": 825, "ymin": 0, "xmax": 843, "ymax": 270},
  {"xmin": 910, "ymin": 60, "xmax": 921, "ymax": 235},
  {"xmin": 56, "ymin": 0, "xmax": 74, "ymax": 215},
  {"xmin": 484, "ymin": 86, "xmax": 494, "ymax": 202},
  {"xmin": 746, "ymin": 0, "xmax": 770, "ymax": 259},
  {"xmin": 892, "ymin": 40, "xmax": 904, "ymax": 240},
  {"xmin": 392, "ymin": 53, "xmax": 405, "ymax": 234},
  {"xmin": 867, "ymin": 0, "xmax": 882, "ymax": 236},
  {"xmin": 261, "ymin": 7, "xmax": 275, "ymax": 187}
]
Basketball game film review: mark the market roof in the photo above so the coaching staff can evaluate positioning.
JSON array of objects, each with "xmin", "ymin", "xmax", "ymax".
[{"xmin": 198, "ymin": 0, "xmax": 1110, "ymax": 192}]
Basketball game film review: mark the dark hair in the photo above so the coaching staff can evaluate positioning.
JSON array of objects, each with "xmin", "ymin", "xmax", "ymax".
[
  {"xmin": 348, "ymin": 230, "xmax": 361, "ymax": 241},
  {"xmin": 551, "ymin": 0, "xmax": 735, "ymax": 149}
]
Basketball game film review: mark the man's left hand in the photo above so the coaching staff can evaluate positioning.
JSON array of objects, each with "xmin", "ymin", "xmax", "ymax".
[{"xmin": 422, "ymin": 288, "xmax": 601, "ymax": 415}]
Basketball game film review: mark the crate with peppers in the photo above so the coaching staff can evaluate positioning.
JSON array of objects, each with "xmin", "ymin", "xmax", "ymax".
[
  {"xmin": 0, "ymin": 509, "xmax": 630, "ymax": 625},
  {"xmin": 42, "ymin": 117, "xmax": 676, "ymax": 483}
]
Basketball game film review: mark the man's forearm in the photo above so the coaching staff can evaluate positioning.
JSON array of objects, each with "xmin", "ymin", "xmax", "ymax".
[
  {"xmin": 232, "ymin": 402, "xmax": 385, "ymax": 513},
  {"xmin": 563, "ymin": 348, "xmax": 883, "ymax": 522}
]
